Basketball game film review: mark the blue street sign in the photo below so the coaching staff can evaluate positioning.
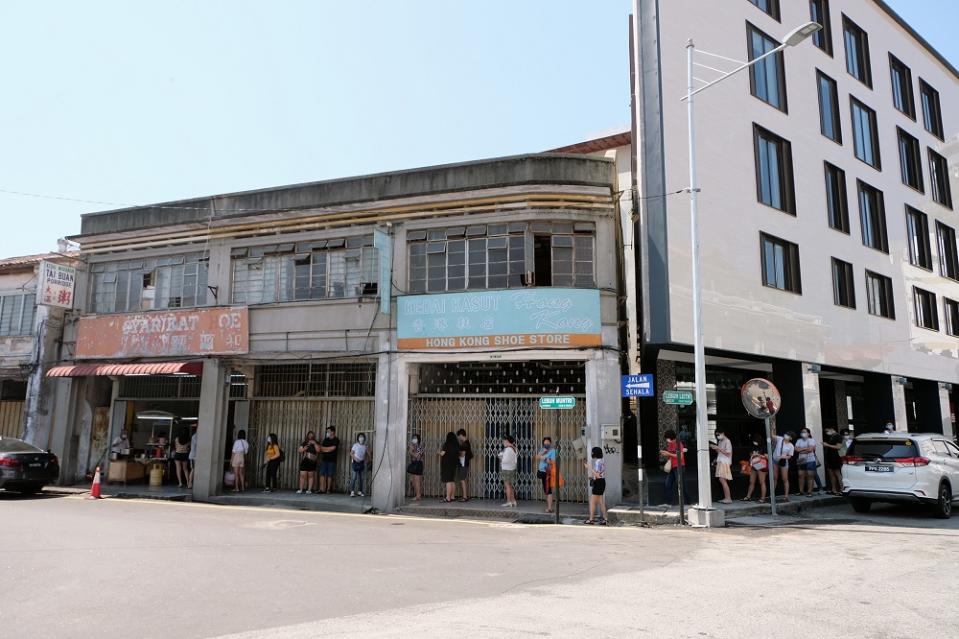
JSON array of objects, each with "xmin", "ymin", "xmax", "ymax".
[{"xmin": 622, "ymin": 374, "xmax": 654, "ymax": 398}]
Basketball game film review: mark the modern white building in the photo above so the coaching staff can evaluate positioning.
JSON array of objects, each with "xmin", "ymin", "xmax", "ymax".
[{"xmin": 559, "ymin": 0, "xmax": 959, "ymax": 501}]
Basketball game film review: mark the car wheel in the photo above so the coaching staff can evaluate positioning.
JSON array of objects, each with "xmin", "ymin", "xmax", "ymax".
[
  {"xmin": 850, "ymin": 498, "xmax": 871, "ymax": 513},
  {"xmin": 934, "ymin": 483, "xmax": 952, "ymax": 519}
]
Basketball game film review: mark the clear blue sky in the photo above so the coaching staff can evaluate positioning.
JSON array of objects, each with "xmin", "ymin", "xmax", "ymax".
[{"xmin": 2, "ymin": 0, "xmax": 955, "ymax": 256}]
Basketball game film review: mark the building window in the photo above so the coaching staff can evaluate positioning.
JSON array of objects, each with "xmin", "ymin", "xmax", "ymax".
[
  {"xmin": 919, "ymin": 79, "xmax": 944, "ymax": 140},
  {"xmin": 824, "ymin": 162, "xmax": 849, "ymax": 233},
  {"xmin": 850, "ymin": 97, "xmax": 880, "ymax": 169},
  {"xmin": 408, "ymin": 221, "xmax": 595, "ymax": 293},
  {"xmin": 809, "ymin": 0, "xmax": 832, "ymax": 55},
  {"xmin": 842, "ymin": 16, "xmax": 872, "ymax": 87},
  {"xmin": 747, "ymin": 23, "xmax": 787, "ymax": 111},
  {"xmin": 913, "ymin": 287, "xmax": 939, "ymax": 331},
  {"xmin": 937, "ymin": 221, "xmax": 959, "ymax": 281},
  {"xmin": 928, "ymin": 149, "xmax": 953, "ymax": 209},
  {"xmin": 231, "ymin": 236, "xmax": 378, "ymax": 304},
  {"xmin": 888, "ymin": 55, "xmax": 915, "ymax": 119},
  {"xmin": 816, "ymin": 70, "xmax": 841, "ymax": 142},
  {"xmin": 831, "ymin": 258, "xmax": 855, "ymax": 308},
  {"xmin": 865, "ymin": 271, "xmax": 895, "ymax": 319},
  {"xmin": 0, "ymin": 293, "xmax": 35, "ymax": 336},
  {"xmin": 760, "ymin": 233, "xmax": 801, "ymax": 293},
  {"xmin": 753, "ymin": 125, "xmax": 795, "ymax": 213},
  {"xmin": 905, "ymin": 206, "xmax": 932, "ymax": 270},
  {"xmin": 896, "ymin": 128, "xmax": 924, "ymax": 192},
  {"xmin": 857, "ymin": 180, "xmax": 888, "ymax": 253},
  {"xmin": 91, "ymin": 253, "xmax": 209, "ymax": 314},
  {"xmin": 945, "ymin": 298, "xmax": 959, "ymax": 337},
  {"xmin": 748, "ymin": 0, "xmax": 780, "ymax": 20}
]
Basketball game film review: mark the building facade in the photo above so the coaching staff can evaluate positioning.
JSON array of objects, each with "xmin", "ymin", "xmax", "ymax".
[
  {"xmin": 0, "ymin": 252, "xmax": 76, "ymax": 447},
  {"xmin": 561, "ymin": 0, "xmax": 959, "ymax": 500},
  {"xmin": 44, "ymin": 155, "xmax": 626, "ymax": 510}
]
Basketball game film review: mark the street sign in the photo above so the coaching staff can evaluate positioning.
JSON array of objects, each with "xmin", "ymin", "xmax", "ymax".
[
  {"xmin": 539, "ymin": 396, "xmax": 577, "ymax": 410},
  {"xmin": 621, "ymin": 374, "xmax": 654, "ymax": 398},
  {"xmin": 741, "ymin": 378, "xmax": 781, "ymax": 419},
  {"xmin": 662, "ymin": 390, "xmax": 694, "ymax": 405}
]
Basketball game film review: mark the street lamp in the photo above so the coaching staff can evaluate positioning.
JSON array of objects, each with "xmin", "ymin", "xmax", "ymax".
[{"xmin": 681, "ymin": 21, "xmax": 820, "ymax": 527}]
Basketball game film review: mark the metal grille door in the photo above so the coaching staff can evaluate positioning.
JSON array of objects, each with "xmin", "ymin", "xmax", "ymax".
[
  {"xmin": 408, "ymin": 397, "xmax": 588, "ymax": 502},
  {"xmin": 248, "ymin": 399, "xmax": 374, "ymax": 492}
]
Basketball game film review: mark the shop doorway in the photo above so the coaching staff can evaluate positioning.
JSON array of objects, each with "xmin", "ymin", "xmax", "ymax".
[{"xmin": 408, "ymin": 361, "xmax": 590, "ymax": 503}]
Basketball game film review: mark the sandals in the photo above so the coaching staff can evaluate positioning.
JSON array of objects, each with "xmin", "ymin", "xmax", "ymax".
[
  {"xmin": 598, "ymin": 519, "xmax": 608, "ymax": 526},
  {"xmin": 740, "ymin": 497, "xmax": 753, "ymax": 502},
  {"xmin": 583, "ymin": 519, "xmax": 595, "ymax": 525}
]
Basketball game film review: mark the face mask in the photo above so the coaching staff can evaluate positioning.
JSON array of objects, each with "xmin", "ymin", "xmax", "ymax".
[
  {"xmin": 358, "ymin": 437, "xmax": 366, "ymax": 444},
  {"xmin": 801, "ymin": 433, "xmax": 809, "ymax": 439},
  {"xmin": 717, "ymin": 434, "xmax": 724, "ymax": 440},
  {"xmin": 411, "ymin": 438, "xmax": 419, "ymax": 445},
  {"xmin": 543, "ymin": 443, "xmax": 551, "ymax": 450},
  {"xmin": 326, "ymin": 432, "xmax": 333, "ymax": 438}
]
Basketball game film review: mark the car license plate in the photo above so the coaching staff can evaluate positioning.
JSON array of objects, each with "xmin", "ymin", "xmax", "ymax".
[
  {"xmin": 865, "ymin": 465, "xmax": 893, "ymax": 473},
  {"xmin": 28, "ymin": 463, "xmax": 42, "ymax": 468}
]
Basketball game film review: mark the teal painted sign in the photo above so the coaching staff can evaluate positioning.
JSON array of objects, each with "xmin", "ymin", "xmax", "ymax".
[
  {"xmin": 396, "ymin": 288, "xmax": 601, "ymax": 350},
  {"xmin": 539, "ymin": 396, "xmax": 577, "ymax": 410}
]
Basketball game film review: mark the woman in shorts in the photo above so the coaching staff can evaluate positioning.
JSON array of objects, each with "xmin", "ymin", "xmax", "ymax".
[
  {"xmin": 297, "ymin": 431, "xmax": 319, "ymax": 495},
  {"xmin": 584, "ymin": 447, "xmax": 608, "ymax": 525},
  {"xmin": 709, "ymin": 427, "xmax": 733, "ymax": 504},
  {"xmin": 407, "ymin": 434, "xmax": 425, "ymax": 501},
  {"xmin": 230, "ymin": 429, "xmax": 249, "ymax": 492}
]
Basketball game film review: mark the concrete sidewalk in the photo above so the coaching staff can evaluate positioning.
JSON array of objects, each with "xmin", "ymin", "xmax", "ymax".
[
  {"xmin": 398, "ymin": 497, "xmax": 589, "ymax": 524},
  {"xmin": 611, "ymin": 492, "xmax": 846, "ymax": 525}
]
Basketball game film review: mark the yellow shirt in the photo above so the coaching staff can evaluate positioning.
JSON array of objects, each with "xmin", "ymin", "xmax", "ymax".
[{"xmin": 266, "ymin": 443, "xmax": 280, "ymax": 461}]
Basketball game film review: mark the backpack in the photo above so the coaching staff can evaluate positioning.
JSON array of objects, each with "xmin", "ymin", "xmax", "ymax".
[{"xmin": 277, "ymin": 447, "xmax": 286, "ymax": 463}]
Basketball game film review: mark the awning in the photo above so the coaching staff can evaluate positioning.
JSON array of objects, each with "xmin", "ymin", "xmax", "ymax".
[{"xmin": 46, "ymin": 361, "xmax": 204, "ymax": 378}]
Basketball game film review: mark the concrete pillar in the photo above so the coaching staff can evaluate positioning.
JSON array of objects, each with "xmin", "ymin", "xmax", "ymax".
[
  {"xmin": 801, "ymin": 363, "xmax": 824, "ymax": 485},
  {"xmin": 372, "ymin": 346, "xmax": 407, "ymax": 513},
  {"xmin": 891, "ymin": 378, "xmax": 909, "ymax": 433},
  {"xmin": 940, "ymin": 384, "xmax": 955, "ymax": 441},
  {"xmin": 193, "ymin": 359, "xmax": 228, "ymax": 501},
  {"xmin": 586, "ymin": 352, "xmax": 623, "ymax": 506},
  {"xmin": 47, "ymin": 378, "xmax": 80, "ymax": 484},
  {"xmin": 22, "ymin": 304, "xmax": 62, "ymax": 447}
]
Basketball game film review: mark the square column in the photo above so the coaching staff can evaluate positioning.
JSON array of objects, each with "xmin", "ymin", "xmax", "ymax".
[
  {"xmin": 891, "ymin": 378, "xmax": 909, "ymax": 432},
  {"xmin": 585, "ymin": 352, "xmax": 623, "ymax": 506},
  {"xmin": 940, "ymin": 384, "xmax": 955, "ymax": 440},
  {"xmin": 372, "ymin": 346, "xmax": 408, "ymax": 513},
  {"xmin": 801, "ymin": 363, "xmax": 824, "ymax": 484},
  {"xmin": 193, "ymin": 359, "xmax": 228, "ymax": 501}
]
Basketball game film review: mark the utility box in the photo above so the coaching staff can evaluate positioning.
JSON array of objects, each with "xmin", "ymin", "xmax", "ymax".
[{"xmin": 602, "ymin": 424, "xmax": 621, "ymax": 443}]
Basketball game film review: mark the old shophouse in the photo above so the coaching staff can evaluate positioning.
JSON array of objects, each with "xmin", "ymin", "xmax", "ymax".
[{"xmin": 45, "ymin": 154, "xmax": 626, "ymax": 510}]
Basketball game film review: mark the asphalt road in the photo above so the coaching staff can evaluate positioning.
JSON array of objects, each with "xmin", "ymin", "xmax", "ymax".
[{"xmin": 1, "ymin": 492, "xmax": 957, "ymax": 638}]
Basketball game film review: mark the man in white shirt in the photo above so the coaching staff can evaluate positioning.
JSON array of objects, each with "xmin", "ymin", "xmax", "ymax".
[{"xmin": 795, "ymin": 428, "xmax": 818, "ymax": 497}]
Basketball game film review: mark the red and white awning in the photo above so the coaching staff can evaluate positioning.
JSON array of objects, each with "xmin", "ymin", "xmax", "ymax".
[{"xmin": 46, "ymin": 361, "xmax": 203, "ymax": 378}]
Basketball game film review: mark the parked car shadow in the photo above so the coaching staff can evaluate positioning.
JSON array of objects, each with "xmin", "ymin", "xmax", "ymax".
[{"xmin": 0, "ymin": 490, "xmax": 72, "ymax": 501}]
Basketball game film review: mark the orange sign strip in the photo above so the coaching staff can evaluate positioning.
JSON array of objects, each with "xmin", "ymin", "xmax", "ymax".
[
  {"xmin": 75, "ymin": 306, "xmax": 249, "ymax": 359},
  {"xmin": 397, "ymin": 333, "xmax": 601, "ymax": 350}
]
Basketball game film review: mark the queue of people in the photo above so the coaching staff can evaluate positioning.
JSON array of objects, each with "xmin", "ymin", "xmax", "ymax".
[{"xmin": 661, "ymin": 426, "xmax": 856, "ymax": 505}]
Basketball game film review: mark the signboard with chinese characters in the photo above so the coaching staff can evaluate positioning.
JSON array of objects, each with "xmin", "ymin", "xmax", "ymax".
[
  {"xmin": 396, "ymin": 289, "xmax": 602, "ymax": 350},
  {"xmin": 75, "ymin": 306, "xmax": 249, "ymax": 359},
  {"xmin": 37, "ymin": 260, "xmax": 76, "ymax": 309}
]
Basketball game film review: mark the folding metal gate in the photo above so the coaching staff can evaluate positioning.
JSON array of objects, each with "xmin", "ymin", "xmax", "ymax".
[
  {"xmin": 247, "ymin": 399, "xmax": 375, "ymax": 492},
  {"xmin": 407, "ymin": 396, "xmax": 589, "ymax": 502},
  {"xmin": 0, "ymin": 400, "xmax": 25, "ymax": 439}
]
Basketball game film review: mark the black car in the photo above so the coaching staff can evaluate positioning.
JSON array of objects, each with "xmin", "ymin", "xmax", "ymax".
[{"xmin": 0, "ymin": 437, "xmax": 60, "ymax": 494}]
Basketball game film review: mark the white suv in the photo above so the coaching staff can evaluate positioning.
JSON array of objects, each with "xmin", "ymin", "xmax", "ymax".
[{"xmin": 842, "ymin": 433, "xmax": 959, "ymax": 518}]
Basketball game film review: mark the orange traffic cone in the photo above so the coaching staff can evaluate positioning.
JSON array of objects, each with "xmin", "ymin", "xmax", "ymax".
[{"xmin": 88, "ymin": 466, "xmax": 102, "ymax": 499}]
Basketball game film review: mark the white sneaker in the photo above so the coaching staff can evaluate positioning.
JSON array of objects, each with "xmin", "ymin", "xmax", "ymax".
[
  {"xmin": 350, "ymin": 491, "xmax": 356, "ymax": 497},
  {"xmin": 501, "ymin": 502, "xmax": 511, "ymax": 507},
  {"xmin": 295, "ymin": 490, "xmax": 303, "ymax": 495},
  {"xmin": 358, "ymin": 492, "xmax": 365, "ymax": 497},
  {"xmin": 510, "ymin": 502, "xmax": 518, "ymax": 507}
]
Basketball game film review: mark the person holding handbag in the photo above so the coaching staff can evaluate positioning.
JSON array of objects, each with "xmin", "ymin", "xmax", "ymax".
[
  {"xmin": 742, "ymin": 438, "xmax": 768, "ymax": 502},
  {"xmin": 773, "ymin": 432, "xmax": 795, "ymax": 501},
  {"xmin": 534, "ymin": 437, "xmax": 558, "ymax": 514},
  {"xmin": 262, "ymin": 433, "xmax": 282, "ymax": 493},
  {"xmin": 660, "ymin": 430, "xmax": 691, "ymax": 506}
]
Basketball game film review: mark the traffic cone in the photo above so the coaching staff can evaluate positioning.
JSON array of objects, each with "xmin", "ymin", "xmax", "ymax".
[{"xmin": 88, "ymin": 466, "xmax": 102, "ymax": 499}]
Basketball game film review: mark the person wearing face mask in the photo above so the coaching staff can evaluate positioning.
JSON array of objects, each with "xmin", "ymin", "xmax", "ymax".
[
  {"xmin": 774, "ymin": 432, "xmax": 795, "ymax": 501},
  {"xmin": 262, "ymin": 433, "xmax": 281, "ymax": 493},
  {"xmin": 795, "ymin": 427, "xmax": 818, "ymax": 497},
  {"xmin": 297, "ymin": 430, "xmax": 319, "ymax": 495},
  {"xmin": 535, "ymin": 437, "xmax": 558, "ymax": 513},
  {"xmin": 822, "ymin": 427, "xmax": 843, "ymax": 495},
  {"xmin": 742, "ymin": 438, "xmax": 768, "ymax": 502},
  {"xmin": 407, "ymin": 434, "xmax": 425, "ymax": 501},
  {"xmin": 349, "ymin": 433, "xmax": 369, "ymax": 497},
  {"xmin": 839, "ymin": 429, "xmax": 854, "ymax": 456},
  {"xmin": 709, "ymin": 427, "xmax": 733, "ymax": 504},
  {"xmin": 318, "ymin": 426, "xmax": 340, "ymax": 494}
]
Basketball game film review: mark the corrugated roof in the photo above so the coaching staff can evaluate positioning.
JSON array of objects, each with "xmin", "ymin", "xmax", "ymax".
[
  {"xmin": 548, "ymin": 131, "xmax": 632, "ymax": 155},
  {"xmin": 0, "ymin": 252, "xmax": 79, "ymax": 273}
]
